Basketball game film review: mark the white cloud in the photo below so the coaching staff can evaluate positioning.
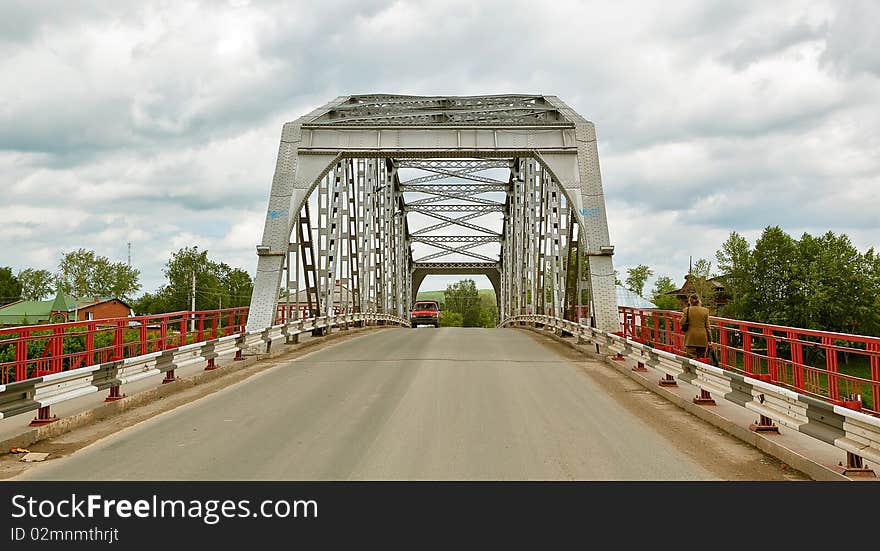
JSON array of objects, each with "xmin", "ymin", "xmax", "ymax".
[{"xmin": 1, "ymin": 0, "xmax": 878, "ymax": 299}]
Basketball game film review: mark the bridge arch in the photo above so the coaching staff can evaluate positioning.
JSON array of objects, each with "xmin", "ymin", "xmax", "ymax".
[{"xmin": 247, "ymin": 95, "xmax": 618, "ymax": 334}]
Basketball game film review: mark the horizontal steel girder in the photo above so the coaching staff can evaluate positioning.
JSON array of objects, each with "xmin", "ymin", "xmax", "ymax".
[
  {"xmin": 401, "ymin": 184, "xmax": 508, "ymax": 193},
  {"xmin": 413, "ymin": 262, "xmax": 500, "ymax": 270},
  {"xmin": 398, "ymin": 159, "xmax": 510, "ymax": 170},
  {"xmin": 406, "ymin": 189, "xmax": 502, "ymax": 206},
  {"xmin": 406, "ymin": 204, "xmax": 504, "ymax": 213},
  {"xmin": 411, "ymin": 235, "xmax": 502, "ymax": 243}
]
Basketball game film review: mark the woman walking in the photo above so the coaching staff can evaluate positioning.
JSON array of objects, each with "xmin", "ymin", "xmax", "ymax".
[{"xmin": 682, "ymin": 293, "xmax": 711, "ymax": 359}]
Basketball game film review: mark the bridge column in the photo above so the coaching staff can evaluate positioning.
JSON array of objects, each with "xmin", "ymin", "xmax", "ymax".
[
  {"xmin": 540, "ymin": 100, "xmax": 619, "ymax": 334},
  {"xmin": 247, "ymin": 114, "xmax": 344, "ymax": 333}
]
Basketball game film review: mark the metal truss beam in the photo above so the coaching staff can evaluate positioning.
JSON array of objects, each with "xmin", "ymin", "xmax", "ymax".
[
  {"xmin": 413, "ymin": 262, "xmax": 500, "ymax": 270},
  {"xmin": 411, "ymin": 235, "xmax": 501, "ymax": 244},
  {"xmin": 401, "ymin": 183, "xmax": 507, "ymax": 193},
  {"xmin": 406, "ymin": 204, "xmax": 504, "ymax": 213},
  {"xmin": 398, "ymin": 159, "xmax": 509, "ymax": 170},
  {"xmin": 407, "ymin": 190, "xmax": 502, "ymax": 206}
]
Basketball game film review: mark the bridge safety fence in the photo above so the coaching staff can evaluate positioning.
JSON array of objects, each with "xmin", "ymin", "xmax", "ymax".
[
  {"xmin": 0, "ymin": 308, "xmax": 249, "ymax": 385},
  {"xmin": 617, "ymin": 306, "xmax": 880, "ymax": 416}
]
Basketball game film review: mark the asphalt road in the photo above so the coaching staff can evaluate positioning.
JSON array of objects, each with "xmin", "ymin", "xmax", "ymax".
[{"xmin": 16, "ymin": 327, "xmax": 798, "ymax": 480}]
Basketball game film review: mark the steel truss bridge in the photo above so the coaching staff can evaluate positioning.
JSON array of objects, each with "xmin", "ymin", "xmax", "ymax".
[{"xmin": 246, "ymin": 94, "xmax": 617, "ymax": 332}]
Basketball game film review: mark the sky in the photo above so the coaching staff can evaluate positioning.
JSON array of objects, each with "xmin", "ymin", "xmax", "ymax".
[{"xmin": 2, "ymin": 0, "xmax": 878, "ymax": 295}]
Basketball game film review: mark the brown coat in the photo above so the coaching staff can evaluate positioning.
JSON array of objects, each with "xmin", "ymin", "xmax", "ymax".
[{"xmin": 682, "ymin": 305, "xmax": 711, "ymax": 348}]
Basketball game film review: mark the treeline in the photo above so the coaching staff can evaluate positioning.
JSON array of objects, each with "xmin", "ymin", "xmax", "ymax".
[
  {"xmin": 0, "ymin": 249, "xmax": 141, "ymax": 304},
  {"xmin": 132, "ymin": 247, "xmax": 253, "ymax": 314},
  {"xmin": 630, "ymin": 227, "xmax": 880, "ymax": 337},
  {"xmin": 0, "ymin": 246, "xmax": 253, "ymax": 317}
]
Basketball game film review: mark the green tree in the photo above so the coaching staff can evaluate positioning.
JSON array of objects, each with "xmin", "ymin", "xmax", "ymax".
[
  {"xmin": 799, "ymin": 231, "xmax": 868, "ymax": 334},
  {"xmin": 687, "ymin": 258, "xmax": 717, "ymax": 313},
  {"xmin": 439, "ymin": 310, "xmax": 463, "ymax": 327},
  {"xmin": 749, "ymin": 226, "xmax": 799, "ymax": 325},
  {"xmin": 651, "ymin": 276, "xmax": 680, "ymax": 310},
  {"xmin": 715, "ymin": 231, "xmax": 753, "ymax": 320},
  {"xmin": 57, "ymin": 248, "xmax": 141, "ymax": 300},
  {"xmin": 133, "ymin": 247, "xmax": 254, "ymax": 314},
  {"xmin": 17, "ymin": 268, "xmax": 54, "ymax": 301},
  {"xmin": 217, "ymin": 263, "xmax": 254, "ymax": 308},
  {"xmin": 131, "ymin": 291, "xmax": 172, "ymax": 316},
  {"xmin": 861, "ymin": 248, "xmax": 880, "ymax": 336},
  {"xmin": 0, "ymin": 267, "xmax": 22, "ymax": 306},
  {"xmin": 478, "ymin": 290, "xmax": 498, "ymax": 327},
  {"xmin": 443, "ymin": 279, "xmax": 482, "ymax": 327},
  {"xmin": 625, "ymin": 264, "xmax": 653, "ymax": 297}
]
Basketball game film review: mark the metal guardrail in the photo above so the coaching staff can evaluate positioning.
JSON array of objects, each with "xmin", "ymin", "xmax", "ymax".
[
  {"xmin": 0, "ymin": 312, "xmax": 408, "ymax": 425},
  {"xmin": 0, "ymin": 308, "xmax": 251, "ymax": 386},
  {"xmin": 617, "ymin": 306, "xmax": 880, "ymax": 416},
  {"xmin": 501, "ymin": 314, "xmax": 880, "ymax": 476}
]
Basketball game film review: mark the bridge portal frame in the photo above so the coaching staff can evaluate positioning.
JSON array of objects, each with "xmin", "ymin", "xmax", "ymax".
[{"xmin": 247, "ymin": 95, "xmax": 618, "ymax": 333}]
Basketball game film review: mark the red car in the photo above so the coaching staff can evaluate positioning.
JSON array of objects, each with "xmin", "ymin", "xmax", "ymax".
[{"xmin": 410, "ymin": 301, "xmax": 440, "ymax": 328}]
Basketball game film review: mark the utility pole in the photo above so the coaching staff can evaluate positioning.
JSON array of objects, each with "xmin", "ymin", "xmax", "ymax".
[{"xmin": 127, "ymin": 242, "xmax": 131, "ymax": 267}]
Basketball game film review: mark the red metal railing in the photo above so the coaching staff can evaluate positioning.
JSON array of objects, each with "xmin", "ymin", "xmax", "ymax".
[
  {"xmin": 0, "ymin": 308, "xmax": 249, "ymax": 385},
  {"xmin": 618, "ymin": 306, "xmax": 880, "ymax": 416}
]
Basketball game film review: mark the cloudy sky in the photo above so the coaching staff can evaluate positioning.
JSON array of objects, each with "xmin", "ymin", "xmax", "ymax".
[{"xmin": 2, "ymin": 0, "xmax": 878, "ymax": 296}]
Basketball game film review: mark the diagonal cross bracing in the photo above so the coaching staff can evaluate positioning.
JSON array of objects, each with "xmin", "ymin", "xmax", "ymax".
[
  {"xmin": 416, "ymin": 241, "xmax": 497, "ymax": 263},
  {"xmin": 411, "ymin": 211, "xmax": 501, "ymax": 235}
]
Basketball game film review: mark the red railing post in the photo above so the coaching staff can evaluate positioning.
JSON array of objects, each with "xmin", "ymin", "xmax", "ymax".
[
  {"xmin": 719, "ymin": 323, "xmax": 729, "ymax": 368},
  {"xmin": 86, "ymin": 322, "xmax": 95, "ymax": 367},
  {"xmin": 112, "ymin": 320, "xmax": 125, "ymax": 361},
  {"xmin": 15, "ymin": 329, "xmax": 29, "ymax": 382},
  {"xmin": 179, "ymin": 316, "xmax": 187, "ymax": 348},
  {"xmin": 139, "ymin": 318, "xmax": 148, "ymax": 356},
  {"xmin": 765, "ymin": 328, "xmax": 778, "ymax": 382},
  {"xmin": 823, "ymin": 336, "xmax": 839, "ymax": 402},
  {"xmin": 869, "ymin": 342, "xmax": 879, "ymax": 412},
  {"xmin": 159, "ymin": 316, "xmax": 168, "ymax": 351},
  {"xmin": 742, "ymin": 325, "xmax": 752, "ymax": 375},
  {"xmin": 790, "ymin": 332, "xmax": 804, "ymax": 390},
  {"xmin": 51, "ymin": 326, "xmax": 63, "ymax": 374}
]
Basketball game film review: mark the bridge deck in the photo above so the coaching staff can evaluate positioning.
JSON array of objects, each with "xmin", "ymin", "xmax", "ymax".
[{"xmin": 13, "ymin": 329, "xmax": 800, "ymax": 481}]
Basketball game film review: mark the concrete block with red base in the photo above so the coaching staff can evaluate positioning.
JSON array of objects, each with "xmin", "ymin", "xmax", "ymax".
[
  {"xmin": 632, "ymin": 360, "xmax": 647, "ymax": 372},
  {"xmin": 29, "ymin": 406, "xmax": 58, "ymax": 426},
  {"xmin": 693, "ymin": 389, "xmax": 716, "ymax": 406},
  {"xmin": 659, "ymin": 374, "xmax": 677, "ymax": 387},
  {"xmin": 749, "ymin": 414, "xmax": 779, "ymax": 433},
  {"xmin": 105, "ymin": 385, "xmax": 126, "ymax": 402},
  {"xmin": 840, "ymin": 452, "xmax": 876, "ymax": 477}
]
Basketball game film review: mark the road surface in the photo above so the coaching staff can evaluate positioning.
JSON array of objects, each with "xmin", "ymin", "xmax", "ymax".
[{"xmin": 15, "ymin": 327, "xmax": 799, "ymax": 480}]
